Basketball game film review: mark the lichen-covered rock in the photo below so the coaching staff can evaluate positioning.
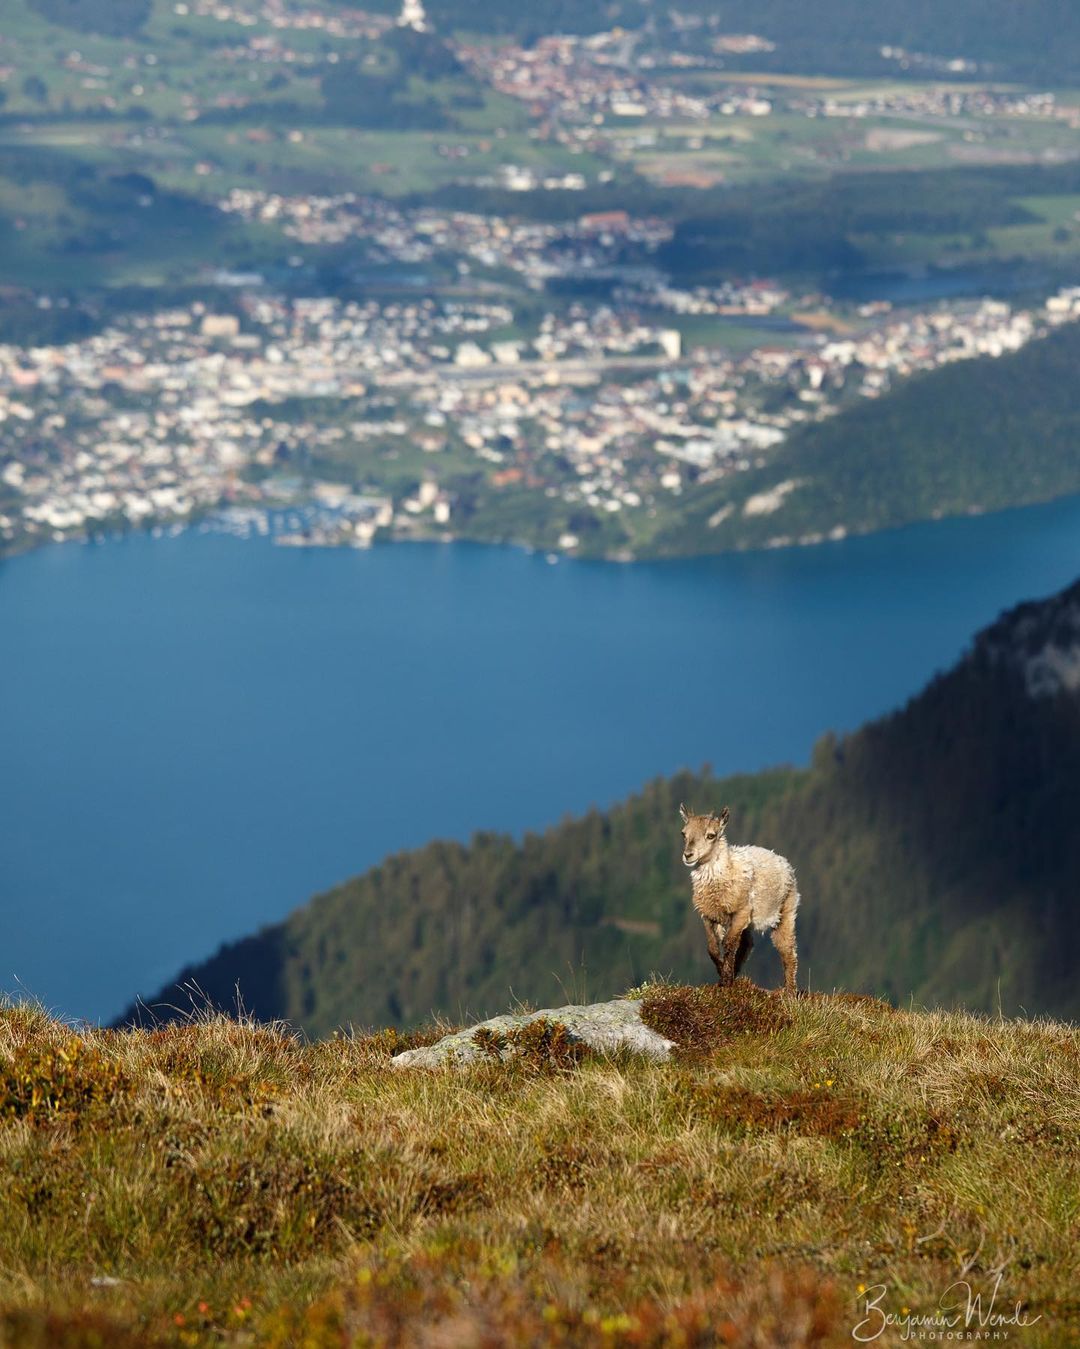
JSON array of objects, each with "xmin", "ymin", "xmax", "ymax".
[{"xmin": 390, "ymin": 999, "xmax": 674, "ymax": 1069}]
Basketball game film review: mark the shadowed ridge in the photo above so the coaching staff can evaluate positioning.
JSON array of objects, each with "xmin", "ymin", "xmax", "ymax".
[{"xmin": 113, "ymin": 925, "xmax": 290, "ymax": 1031}]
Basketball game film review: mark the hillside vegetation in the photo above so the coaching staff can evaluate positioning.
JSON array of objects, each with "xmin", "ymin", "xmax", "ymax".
[
  {"xmin": 665, "ymin": 318, "xmax": 1080, "ymax": 557},
  {"xmin": 3, "ymin": 987, "xmax": 1078, "ymax": 1346},
  {"xmin": 361, "ymin": 0, "xmax": 1079, "ymax": 83},
  {"xmin": 657, "ymin": 0, "xmax": 1080, "ymax": 83},
  {"xmin": 130, "ymin": 579, "xmax": 1080, "ymax": 1038}
]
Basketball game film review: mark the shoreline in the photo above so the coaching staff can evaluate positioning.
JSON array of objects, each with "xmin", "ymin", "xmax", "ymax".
[{"xmin": 4, "ymin": 483, "xmax": 1080, "ymax": 571}]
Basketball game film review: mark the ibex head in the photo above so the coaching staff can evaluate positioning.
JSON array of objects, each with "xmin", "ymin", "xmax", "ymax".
[{"xmin": 679, "ymin": 803, "xmax": 730, "ymax": 868}]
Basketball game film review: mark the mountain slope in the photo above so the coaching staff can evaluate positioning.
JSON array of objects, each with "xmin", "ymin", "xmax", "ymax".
[{"xmin": 124, "ymin": 579, "xmax": 1080, "ymax": 1036}]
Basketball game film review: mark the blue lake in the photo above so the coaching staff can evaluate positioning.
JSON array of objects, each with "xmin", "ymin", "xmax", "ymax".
[{"xmin": 4, "ymin": 496, "xmax": 1080, "ymax": 1024}]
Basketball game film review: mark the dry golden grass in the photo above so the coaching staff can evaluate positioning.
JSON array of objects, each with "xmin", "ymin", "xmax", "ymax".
[{"xmin": 0, "ymin": 985, "xmax": 1077, "ymax": 1347}]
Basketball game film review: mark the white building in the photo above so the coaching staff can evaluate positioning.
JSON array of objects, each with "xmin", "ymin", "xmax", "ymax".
[
  {"xmin": 398, "ymin": 0, "xmax": 427, "ymax": 31},
  {"xmin": 659, "ymin": 329, "xmax": 682, "ymax": 360}
]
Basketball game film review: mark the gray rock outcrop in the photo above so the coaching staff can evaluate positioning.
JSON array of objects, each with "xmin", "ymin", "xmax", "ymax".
[{"xmin": 390, "ymin": 998, "xmax": 674, "ymax": 1068}]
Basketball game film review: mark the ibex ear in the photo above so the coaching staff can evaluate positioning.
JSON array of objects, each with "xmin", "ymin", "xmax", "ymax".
[
  {"xmin": 719, "ymin": 806, "xmax": 730, "ymax": 828},
  {"xmin": 679, "ymin": 802, "xmax": 690, "ymax": 823}
]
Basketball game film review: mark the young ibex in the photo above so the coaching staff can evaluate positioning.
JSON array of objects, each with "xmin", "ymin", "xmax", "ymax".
[{"xmin": 679, "ymin": 804, "xmax": 800, "ymax": 994}]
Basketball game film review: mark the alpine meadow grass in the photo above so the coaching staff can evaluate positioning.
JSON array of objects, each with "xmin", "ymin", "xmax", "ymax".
[{"xmin": 1, "ymin": 984, "xmax": 1077, "ymax": 1346}]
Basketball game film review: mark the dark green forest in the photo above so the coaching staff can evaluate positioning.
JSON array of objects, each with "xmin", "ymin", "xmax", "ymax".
[
  {"xmin": 125, "ymin": 578, "xmax": 1080, "ymax": 1036},
  {"xmin": 658, "ymin": 168, "xmax": 1045, "ymax": 283}
]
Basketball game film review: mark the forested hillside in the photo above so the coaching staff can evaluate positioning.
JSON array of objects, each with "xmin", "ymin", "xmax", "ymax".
[
  {"xmin": 667, "ymin": 318, "xmax": 1080, "ymax": 556},
  {"xmin": 125, "ymin": 578, "xmax": 1080, "ymax": 1036}
]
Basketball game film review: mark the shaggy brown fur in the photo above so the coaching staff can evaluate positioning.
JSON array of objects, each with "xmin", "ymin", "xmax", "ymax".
[{"xmin": 680, "ymin": 804, "xmax": 800, "ymax": 994}]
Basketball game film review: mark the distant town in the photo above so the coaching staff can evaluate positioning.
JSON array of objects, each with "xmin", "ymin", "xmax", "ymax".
[
  {"xmin": 3, "ymin": 195, "xmax": 1078, "ymax": 556},
  {"xmin": 2, "ymin": 0, "xmax": 1080, "ymax": 560}
]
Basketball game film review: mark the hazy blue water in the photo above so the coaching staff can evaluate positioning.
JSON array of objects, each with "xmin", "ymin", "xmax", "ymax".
[{"xmin": 4, "ymin": 495, "xmax": 1080, "ymax": 1024}]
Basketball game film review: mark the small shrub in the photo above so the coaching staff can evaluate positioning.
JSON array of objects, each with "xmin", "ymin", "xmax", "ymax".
[
  {"xmin": 682, "ymin": 1081, "xmax": 965, "ymax": 1168},
  {"xmin": 472, "ymin": 1018, "xmax": 590, "ymax": 1073},
  {"xmin": 141, "ymin": 1021, "xmax": 303, "ymax": 1107},
  {"xmin": 338, "ymin": 1024, "xmax": 447, "ymax": 1063},
  {"xmin": 414, "ymin": 1169, "xmax": 488, "ymax": 1217},
  {"xmin": 533, "ymin": 1138, "xmax": 593, "ymax": 1191},
  {"xmin": 686, "ymin": 1083, "xmax": 863, "ymax": 1139},
  {"xmin": 640, "ymin": 980, "xmax": 793, "ymax": 1057},
  {"xmin": 851, "ymin": 1108, "xmax": 963, "ymax": 1168},
  {"xmin": 10, "ymin": 1149, "xmax": 66, "ymax": 1220},
  {"xmin": 798, "ymin": 990, "xmax": 896, "ymax": 1014},
  {"xmin": 0, "ymin": 1037, "xmax": 127, "ymax": 1123},
  {"xmin": 183, "ymin": 1142, "xmax": 380, "ymax": 1258},
  {"xmin": 1006, "ymin": 1115, "xmax": 1079, "ymax": 1151},
  {"xmin": 255, "ymin": 1249, "xmax": 843, "ymax": 1348},
  {"xmin": 156, "ymin": 1062, "xmax": 280, "ymax": 1114},
  {"xmin": 0, "ymin": 1308, "xmax": 164, "ymax": 1349}
]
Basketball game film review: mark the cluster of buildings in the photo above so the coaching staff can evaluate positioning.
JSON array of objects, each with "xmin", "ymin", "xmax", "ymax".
[
  {"xmin": 795, "ymin": 86, "xmax": 1073, "ymax": 124},
  {"xmin": 5, "ymin": 0, "xmax": 1079, "ymax": 565},
  {"xmin": 616, "ymin": 277, "xmax": 793, "ymax": 317},
  {"xmin": 4, "ymin": 268, "xmax": 1077, "ymax": 556},
  {"xmin": 178, "ymin": 0, "xmax": 392, "ymax": 40},
  {"xmin": 781, "ymin": 299, "xmax": 1046, "ymax": 398},
  {"xmin": 457, "ymin": 35, "xmax": 772, "ymax": 127},
  {"xmin": 0, "ymin": 287, "xmax": 677, "ymax": 552},
  {"xmin": 184, "ymin": 0, "xmax": 429, "ymax": 36},
  {"xmin": 218, "ymin": 190, "xmax": 672, "ymax": 286},
  {"xmin": 12, "ymin": 0, "xmax": 1074, "ymax": 175},
  {"xmin": 0, "ymin": 295, "xmax": 469, "ymax": 549},
  {"xmin": 453, "ymin": 30, "xmax": 1074, "ymax": 137},
  {"xmin": 361, "ymin": 291, "xmax": 1075, "ymax": 546}
]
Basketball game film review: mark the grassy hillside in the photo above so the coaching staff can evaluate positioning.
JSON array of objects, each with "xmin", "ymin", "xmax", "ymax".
[
  {"xmin": 3, "ymin": 988, "xmax": 1078, "ymax": 1346},
  {"xmin": 128, "ymin": 579, "xmax": 1080, "ymax": 1037},
  {"xmin": 665, "ymin": 317, "xmax": 1080, "ymax": 557}
]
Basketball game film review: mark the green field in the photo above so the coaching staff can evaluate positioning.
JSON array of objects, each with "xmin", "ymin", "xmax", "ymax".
[
  {"xmin": 616, "ymin": 97, "xmax": 1080, "ymax": 190},
  {"xmin": 672, "ymin": 316, "xmax": 808, "ymax": 353}
]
